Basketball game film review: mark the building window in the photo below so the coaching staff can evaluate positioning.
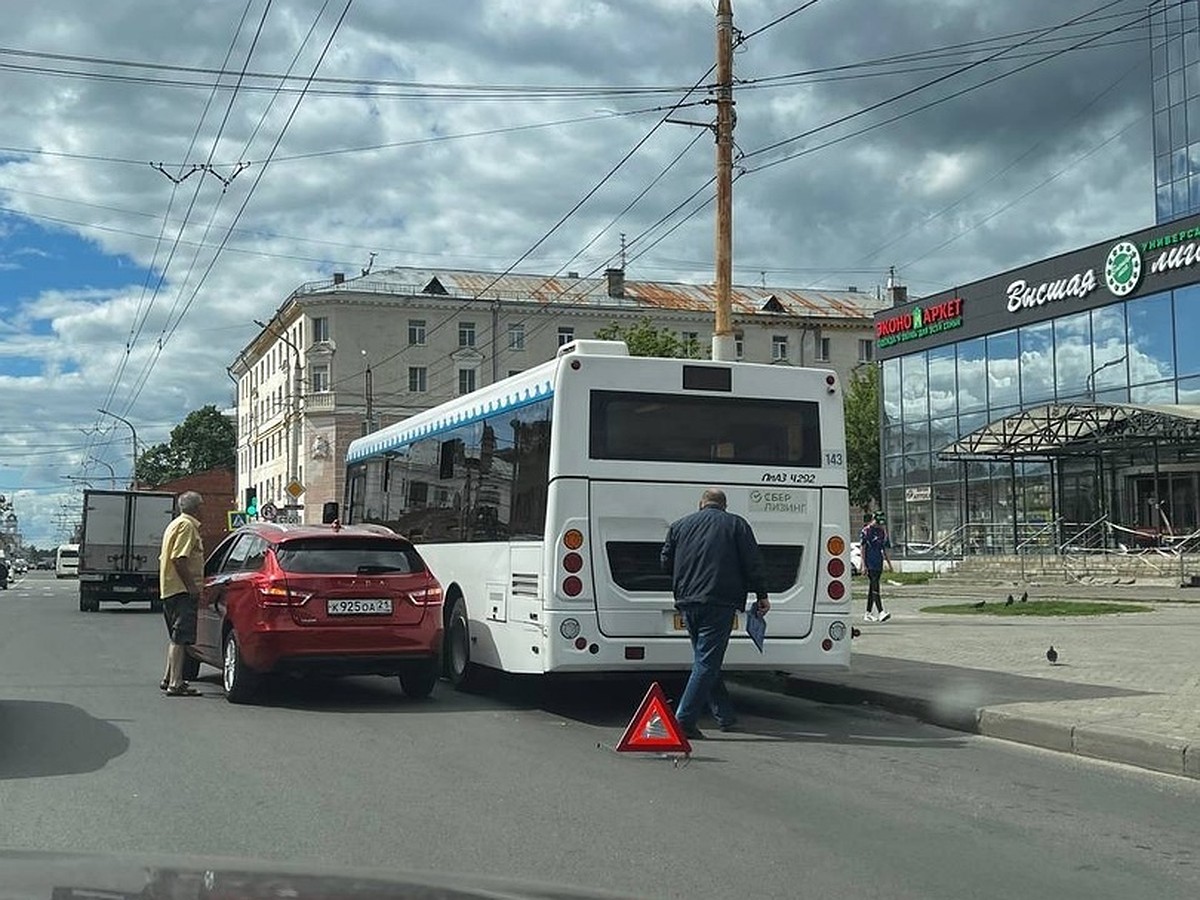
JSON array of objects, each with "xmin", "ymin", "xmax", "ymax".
[
  {"xmin": 312, "ymin": 316, "xmax": 330, "ymax": 343},
  {"xmin": 557, "ymin": 326, "xmax": 575, "ymax": 346},
  {"xmin": 508, "ymin": 323, "xmax": 525, "ymax": 351},
  {"xmin": 459, "ymin": 321, "xmax": 476, "ymax": 348},
  {"xmin": 408, "ymin": 319, "xmax": 426, "ymax": 346},
  {"xmin": 816, "ymin": 337, "xmax": 831, "ymax": 361},
  {"xmin": 858, "ymin": 339, "xmax": 874, "ymax": 363},
  {"xmin": 735, "ymin": 331, "xmax": 744, "ymax": 360},
  {"xmin": 408, "ymin": 366, "xmax": 427, "ymax": 392},
  {"xmin": 458, "ymin": 369, "xmax": 477, "ymax": 395},
  {"xmin": 772, "ymin": 334, "xmax": 789, "ymax": 361},
  {"xmin": 311, "ymin": 364, "xmax": 330, "ymax": 393}
]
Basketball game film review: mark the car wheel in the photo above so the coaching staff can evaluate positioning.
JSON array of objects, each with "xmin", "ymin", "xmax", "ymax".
[
  {"xmin": 399, "ymin": 659, "xmax": 439, "ymax": 699},
  {"xmin": 445, "ymin": 596, "xmax": 490, "ymax": 692},
  {"xmin": 181, "ymin": 652, "xmax": 201, "ymax": 681},
  {"xmin": 222, "ymin": 629, "xmax": 258, "ymax": 704}
]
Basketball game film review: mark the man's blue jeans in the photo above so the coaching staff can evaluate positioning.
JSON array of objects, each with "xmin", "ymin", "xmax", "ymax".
[{"xmin": 675, "ymin": 603, "xmax": 737, "ymax": 729}]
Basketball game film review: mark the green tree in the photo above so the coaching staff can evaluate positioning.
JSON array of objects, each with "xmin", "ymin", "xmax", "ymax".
[
  {"xmin": 844, "ymin": 364, "xmax": 881, "ymax": 513},
  {"xmin": 135, "ymin": 405, "xmax": 236, "ymax": 488},
  {"xmin": 593, "ymin": 317, "xmax": 702, "ymax": 358}
]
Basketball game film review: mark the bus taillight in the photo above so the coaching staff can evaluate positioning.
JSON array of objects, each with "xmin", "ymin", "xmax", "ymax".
[
  {"xmin": 563, "ymin": 576, "xmax": 583, "ymax": 597},
  {"xmin": 827, "ymin": 580, "xmax": 846, "ymax": 600},
  {"xmin": 563, "ymin": 552, "xmax": 583, "ymax": 573},
  {"xmin": 827, "ymin": 558, "xmax": 845, "ymax": 578},
  {"xmin": 563, "ymin": 529, "xmax": 584, "ymax": 550},
  {"xmin": 826, "ymin": 536, "xmax": 845, "ymax": 556}
]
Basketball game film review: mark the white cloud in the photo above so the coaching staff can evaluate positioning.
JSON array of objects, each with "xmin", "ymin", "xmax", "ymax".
[{"xmin": 0, "ymin": 0, "xmax": 1165, "ymax": 543}]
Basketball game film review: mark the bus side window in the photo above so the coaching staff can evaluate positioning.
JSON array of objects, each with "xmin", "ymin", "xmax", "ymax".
[{"xmin": 439, "ymin": 440, "xmax": 459, "ymax": 480}]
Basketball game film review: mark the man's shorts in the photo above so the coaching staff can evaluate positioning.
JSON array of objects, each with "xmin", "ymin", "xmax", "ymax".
[{"xmin": 162, "ymin": 592, "xmax": 198, "ymax": 645}]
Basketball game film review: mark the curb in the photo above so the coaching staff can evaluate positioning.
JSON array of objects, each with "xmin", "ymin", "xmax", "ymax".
[{"xmin": 771, "ymin": 673, "xmax": 1198, "ymax": 781}]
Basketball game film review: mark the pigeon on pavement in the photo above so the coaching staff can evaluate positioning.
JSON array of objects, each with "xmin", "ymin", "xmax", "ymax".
[
  {"xmin": 1005, "ymin": 593, "xmax": 1014, "ymax": 606},
  {"xmin": 1046, "ymin": 645, "xmax": 1058, "ymax": 664},
  {"xmin": 1020, "ymin": 591, "xmax": 1028, "ymax": 603}
]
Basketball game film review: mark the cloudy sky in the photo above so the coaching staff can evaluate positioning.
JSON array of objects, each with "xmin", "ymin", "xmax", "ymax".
[{"xmin": 0, "ymin": 0, "xmax": 1159, "ymax": 546}]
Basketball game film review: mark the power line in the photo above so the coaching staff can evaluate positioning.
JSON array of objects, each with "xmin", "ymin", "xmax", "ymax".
[
  {"xmin": 741, "ymin": 0, "xmax": 1151, "ymax": 174},
  {"xmin": 742, "ymin": 0, "xmax": 1130, "ymax": 164},
  {"xmin": 120, "ymin": 0, "xmax": 356, "ymax": 416},
  {"xmin": 328, "ymin": 58, "xmax": 719, "ymax": 393},
  {"xmin": 736, "ymin": 0, "xmax": 823, "ymax": 43}
]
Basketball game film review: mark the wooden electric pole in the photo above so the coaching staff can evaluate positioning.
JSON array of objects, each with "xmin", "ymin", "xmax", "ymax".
[{"xmin": 712, "ymin": 0, "xmax": 736, "ymax": 362}]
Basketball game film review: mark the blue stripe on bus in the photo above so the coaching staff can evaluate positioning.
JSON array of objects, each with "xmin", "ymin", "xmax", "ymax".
[{"xmin": 346, "ymin": 380, "xmax": 555, "ymax": 463}]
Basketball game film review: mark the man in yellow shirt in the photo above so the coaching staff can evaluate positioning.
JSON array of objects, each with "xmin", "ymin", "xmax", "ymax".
[{"xmin": 159, "ymin": 491, "xmax": 205, "ymax": 696}]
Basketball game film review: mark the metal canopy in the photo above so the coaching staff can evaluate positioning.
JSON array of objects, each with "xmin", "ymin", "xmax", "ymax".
[{"xmin": 938, "ymin": 403, "xmax": 1200, "ymax": 461}]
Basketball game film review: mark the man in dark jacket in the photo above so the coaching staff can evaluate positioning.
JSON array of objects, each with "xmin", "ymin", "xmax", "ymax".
[{"xmin": 661, "ymin": 488, "xmax": 769, "ymax": 739}]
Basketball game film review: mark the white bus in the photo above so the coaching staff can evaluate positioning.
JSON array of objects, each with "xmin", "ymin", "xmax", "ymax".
[
  {"xmin": 56, "ymin": 544, "xmax": 80, "ymax": 579},
  {"xmin": 344, "ymin": 340, "xmax": 853, "ymax": 685}
]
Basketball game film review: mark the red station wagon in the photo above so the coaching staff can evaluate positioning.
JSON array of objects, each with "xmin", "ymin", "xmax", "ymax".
[{"xmin": 188, "ymin": 522, "xmax": 444, "ymax": 703}]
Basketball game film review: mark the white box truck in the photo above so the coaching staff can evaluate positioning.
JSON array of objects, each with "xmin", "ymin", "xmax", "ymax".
[{"xmin": 78, "ymin": 490, "xmax": 176, "ymax": 613}]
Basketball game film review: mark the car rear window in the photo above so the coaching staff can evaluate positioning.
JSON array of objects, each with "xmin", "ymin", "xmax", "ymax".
[{"xmin": 274, "ymin": 538, "xmax": 426, "ymax": 575}]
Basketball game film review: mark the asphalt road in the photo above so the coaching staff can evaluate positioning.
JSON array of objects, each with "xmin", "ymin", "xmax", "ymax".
[{"xmin": 2, "ymin": 571, "xmax": 1198, "ymax": 900}]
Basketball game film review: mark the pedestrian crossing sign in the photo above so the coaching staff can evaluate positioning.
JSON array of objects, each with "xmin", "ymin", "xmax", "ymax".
[
  {"xmin": 616, "ymin": 681, "xmax": 691, "ymax": 755},
  {"xmin": 227, "ymin": 510, "xmax": 249, "ymax": 531}
]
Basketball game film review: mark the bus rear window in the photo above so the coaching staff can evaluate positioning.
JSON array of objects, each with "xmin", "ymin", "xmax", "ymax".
[{"xmin": 589, "ymin": 391, "xmax": 821, "ymax": 467}]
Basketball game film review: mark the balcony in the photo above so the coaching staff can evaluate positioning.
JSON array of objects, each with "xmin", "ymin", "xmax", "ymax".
[{"xmin": 305, "ymin": 392, "xmax": 336, "ymax": 412}]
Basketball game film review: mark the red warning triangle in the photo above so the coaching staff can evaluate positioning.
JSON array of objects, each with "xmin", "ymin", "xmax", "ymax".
[{"xmin": 616, "ymin": 681, "xmax": 692, "ymax": 754}]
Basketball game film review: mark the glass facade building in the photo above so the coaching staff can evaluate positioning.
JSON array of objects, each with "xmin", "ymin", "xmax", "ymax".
[
  {"xmin": 875, "ymin": 213, "xmax": 1200, "ymax": 556},
  {"xmin": 1152, "ymin": 0, "xmax": 1200, "ymax": 223}
]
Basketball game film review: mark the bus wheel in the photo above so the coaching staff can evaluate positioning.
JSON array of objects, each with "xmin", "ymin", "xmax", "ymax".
[{"xmin": 445, "ymin": 596, "xmax": 482, "ymax": 692}]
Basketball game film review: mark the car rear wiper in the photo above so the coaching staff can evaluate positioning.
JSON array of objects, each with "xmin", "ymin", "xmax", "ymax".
[{"xmin": 356, "ymin": 564, "xmax": 407, "ymax": 574}]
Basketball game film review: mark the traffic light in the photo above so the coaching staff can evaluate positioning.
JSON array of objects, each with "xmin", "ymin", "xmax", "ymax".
[{"xmin": 244, "ymin": 487, "xmax": 258, "ymax": 517}]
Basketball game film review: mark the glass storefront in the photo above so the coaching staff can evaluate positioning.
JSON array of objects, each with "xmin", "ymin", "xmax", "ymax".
[{"xmin": 881, "ymin": 287, "xmax": 1200, "ymax": 553}]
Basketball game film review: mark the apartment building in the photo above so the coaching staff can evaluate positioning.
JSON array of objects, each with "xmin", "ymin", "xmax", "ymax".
[{"xmin": 231, "ymin": 266, "xmax": 889, "ymax": 523}]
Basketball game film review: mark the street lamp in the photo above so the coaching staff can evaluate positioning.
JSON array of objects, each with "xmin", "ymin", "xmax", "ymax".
[
  {"xmin": 1085, "ymin": 355, "xmax": 1128, "ymax": 400},
  {"xmin": 87, "ymin": 456, "xmax": 117, "ymax": 489},
  {"xmin": 97, "ymin": 408, "xmax": 139, "ymax": 487}
]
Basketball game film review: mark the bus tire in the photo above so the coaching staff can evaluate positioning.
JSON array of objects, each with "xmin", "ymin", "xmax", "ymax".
[{"xmin": 445, "ymin": 596, "xmax": 483, "ymax": 692}]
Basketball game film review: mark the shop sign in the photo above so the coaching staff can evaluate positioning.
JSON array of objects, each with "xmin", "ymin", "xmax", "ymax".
[
  {"xmin": 876, "ymin": 297, "xmax": 964, "ymax": 348},
  {"xmin": 904, "ymin": 486, "xmax": 931, "ymax": 502},
  {"xmin": 1006, "ymin": 268, "xmax": 1097, "ymax": 313}
]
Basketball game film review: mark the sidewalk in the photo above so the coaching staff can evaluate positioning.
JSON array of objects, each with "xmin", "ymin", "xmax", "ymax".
[{"xmin": 776, "ymin": 581, "xmax": 1200, "ymax": 779}]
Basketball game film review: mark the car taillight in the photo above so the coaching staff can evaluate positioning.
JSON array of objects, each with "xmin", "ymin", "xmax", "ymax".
[
  {"xmin": 258, "ymin": 582, "xmax": 311, "ymax": 607},
  {"xmin": 408, "ymin": 583, "xmax": 444, "ymax": 606}
]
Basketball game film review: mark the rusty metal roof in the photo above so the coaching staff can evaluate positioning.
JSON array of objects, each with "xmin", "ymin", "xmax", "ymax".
[{"xmin": 294, "ymin": 267, "xmax": 887, "ymax": 320}]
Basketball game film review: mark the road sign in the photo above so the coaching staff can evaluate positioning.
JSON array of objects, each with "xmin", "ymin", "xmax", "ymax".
[
  {"xmin": 259, "ymin": 501, "xmax": 279, "ymax": 522},
  {"xmin": 227, "ymin": 510, "xmax": 248, "ymax": 531},
  {"xmin": 285, "ymin": 480, "xmax": 305, "ymax": 499},
  {"xmin": 616, "ymin": 682, "xmax": 691, "ymax": 755}
]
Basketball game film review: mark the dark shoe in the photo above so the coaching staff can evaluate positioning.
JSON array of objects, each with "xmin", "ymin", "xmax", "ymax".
[
  {"xmin": 165, "ymin": 685, "xmax": 200, "ymax": 696},
  {"xmin": 681, "ymin": 724, "xmax": 707, "ymax": 740},
  {"xmin": 160, "ymin": 679, "xmax": 189, "ymax": 692}
]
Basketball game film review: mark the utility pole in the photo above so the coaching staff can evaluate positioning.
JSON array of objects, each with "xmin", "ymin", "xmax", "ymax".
[
  {"xmin": 362, "ymin": 350, "xmax": 375, "ymax": 435},
  {"xmin": 712, "ymin": 0, "xmax": 736, "ymax": 362}
]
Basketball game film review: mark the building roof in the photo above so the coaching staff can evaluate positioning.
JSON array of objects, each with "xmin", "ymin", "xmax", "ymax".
[
  {"xmin": 939, "ymin": 403, "xmax": 1200, "ymax": 460},
  {"xmin": 288, "ymin": 266, "xmax": 888, "ymax": 321}
]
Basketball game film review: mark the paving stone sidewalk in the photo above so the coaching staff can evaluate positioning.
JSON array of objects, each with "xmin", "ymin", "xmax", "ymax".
[{"xmin": 777, "ymin": 581, "xmax": 1200, "ymax": 779}]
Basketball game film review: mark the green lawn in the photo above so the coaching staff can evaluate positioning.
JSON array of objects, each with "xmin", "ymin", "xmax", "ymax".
[{"xmin": 920, "ymin": 600, "xmax": 1152, "ymax": 616}]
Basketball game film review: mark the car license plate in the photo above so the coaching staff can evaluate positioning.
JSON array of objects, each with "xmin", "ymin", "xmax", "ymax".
[
  {"xmin": 327, "ymin": 598, "xmax": 393, "ymax": 616},
  {"xmin": 113, "ymin": 586, "xmax": 137, "ymax": 593},
  {"xmin": 673, "ymin": 612, "xmax": 739, "ymax": 630}
]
